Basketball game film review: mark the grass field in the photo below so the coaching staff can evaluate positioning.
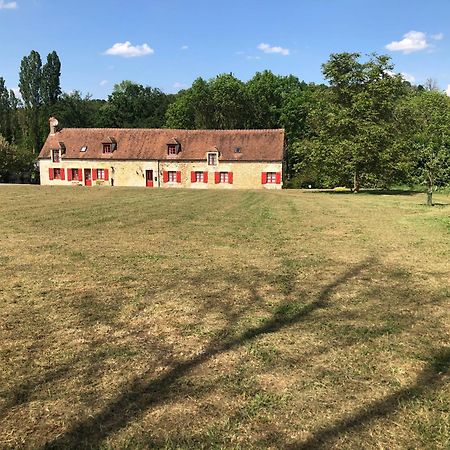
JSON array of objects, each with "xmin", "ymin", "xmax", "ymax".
[{"xmin": 0, "ymin": 186, "xmax": 449, "ymax": 449}]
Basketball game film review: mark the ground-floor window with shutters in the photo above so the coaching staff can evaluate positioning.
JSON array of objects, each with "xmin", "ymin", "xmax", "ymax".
[
  {"xmin": 49, "ymin": 168, "xmax": 65, "ymax": 180},
  {"xmin": 215, "ymin": 171, "xmax": 233, "ymax": 184},
  {"xmin": 262, "ymin": 172, "xmax": 281, "ymax": 184},
  {"xmin": 92, "ymin": 168, "xmax": 109, "ymax": 181},
  {"xmin": 191, "ymin": 171, "xmax": 208, "ymax": 183}
]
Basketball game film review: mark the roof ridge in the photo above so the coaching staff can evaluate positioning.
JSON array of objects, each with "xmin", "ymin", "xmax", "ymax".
[{"xmin": 56, "ymin": 128, "xmax": 285, "ymax": 132}]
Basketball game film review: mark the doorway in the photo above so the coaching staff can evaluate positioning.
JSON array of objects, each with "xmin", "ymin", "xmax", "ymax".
[
  {"xmin": 146, "ymin": 170, "xmax": 154, "ymax": 187},
  {"xmin": 84, "ymin": 169, "xmax": 92, "ymax": 186}
]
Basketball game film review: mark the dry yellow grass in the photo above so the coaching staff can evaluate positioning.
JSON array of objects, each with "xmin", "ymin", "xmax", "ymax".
[{"xmin": 0, "ymin": 186, "xmax": 449, "ymax": 449}]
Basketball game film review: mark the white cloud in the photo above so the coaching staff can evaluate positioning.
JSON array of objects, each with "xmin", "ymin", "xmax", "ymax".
[
  {"xmin": 446, "ymin": 85, "xmax": 450, "ymax": 96},
  {"xmin": 104, "ymin": 41, "xmax": 154, "ymax": 58},
  {"xmin": 431, "ymin": 33, "xmax": 444, "ymax": 41},
  {"xmin": 0, "ymin": 1, "xmax": 17, "ymax": 9},
  {"xmin": 401, "ymin": 72, "xmax": 416, "ymax": 83},
  {"xmin": 99, "ymin": 80, "xmax": 108, "ymax": 86},
  {"xmin": 181, "ymin": 45, "xmax": 189, "ymax": 50},
  {"xmin": 246, "ymin": 55, "xmax": 261, "ymax": 60},
  {"xmin": 385, "ymin": 31, "xmax": 430, "ymax": 54},
  {"xmin": 257, "ymin": 43, "xmax": 290, "ymax": 56}
]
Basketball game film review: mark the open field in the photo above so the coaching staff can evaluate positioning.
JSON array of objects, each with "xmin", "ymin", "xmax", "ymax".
[{"xmin": 0, "ymin": 186, "xmax": 449, "ymax": 449}]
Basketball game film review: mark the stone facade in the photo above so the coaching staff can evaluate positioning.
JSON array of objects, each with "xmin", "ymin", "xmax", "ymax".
[{"xmin": 39, "ymin": 159, "xmax": 283, "ymax": 189}]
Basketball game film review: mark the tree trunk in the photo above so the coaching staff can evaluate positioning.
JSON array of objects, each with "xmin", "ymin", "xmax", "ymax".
[
  {"xmin": 353, "ymin": 170, "xmax": 360, "ymax": 193},
  {"xmin": 426, "ymin": 177, "xmax": 433, "ymax": 206}
]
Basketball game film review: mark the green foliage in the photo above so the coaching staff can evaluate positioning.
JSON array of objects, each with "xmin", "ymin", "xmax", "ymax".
[
  {"xmin": 97, "ymin": 80, "xmax": 172, "ymax": 128},
  {"xmin": 50, "ymin": 91, "xmax": 104, "ymax": 128},
  {"xmin": 41, "ymin": 51, "xmax": 62, "ymax": 106},
  {"xmin": 293, "ymin": 53, "xmax": 409, "ymax": 190},
  {"xmin": 0, "ymin": 134, "xmax": 36, "ymax": 182}
]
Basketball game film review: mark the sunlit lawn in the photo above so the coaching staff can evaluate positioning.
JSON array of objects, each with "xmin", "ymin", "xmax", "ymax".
[{"xmin": 0, "ymin": 185, "xmax": 449, "ymax": 449}]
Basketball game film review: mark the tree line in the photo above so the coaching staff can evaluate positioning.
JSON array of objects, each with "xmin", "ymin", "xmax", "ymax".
[{"xmin": 1, "ymin": 50, "xmax": 449, "ymax": 200}]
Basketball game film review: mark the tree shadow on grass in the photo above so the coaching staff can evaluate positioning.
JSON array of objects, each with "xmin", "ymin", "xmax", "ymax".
[
  {"xmin": 42, "ymin": 259, "xmax": 375, "ymax": 449},
  {"xmin": 288, "ymin": 347, "xmax": 450, "ymax": 449},
  {"xmin": 314, "ymin": 189, "xmax": 418, "ymax": 196}
]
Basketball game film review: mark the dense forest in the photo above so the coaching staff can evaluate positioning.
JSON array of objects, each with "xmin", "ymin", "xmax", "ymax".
[{"xmin": 1, "ymin": 50, "xmax": 449, "ymax": 197}]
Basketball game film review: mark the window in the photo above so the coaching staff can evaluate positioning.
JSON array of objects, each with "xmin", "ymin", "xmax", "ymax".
[
  {"xmin": 168, "ymin": 171, "xmax": 177, "ymax": 182},
  {"xmin": 97, "ymin": 169, "xmax": 105, "ymax": 180},
  {"xmin": 103, "ymin": 143, "xmax": 112, "ymax": 154},
  {"xmin": 71, "ymin": 169, "xmax": 79, "ymax": 180},
  {"xmin": 266, "ymin": 172, "xmax": 277, "ymax": 183},
  {"xmin": 168, "ymin": 144, "xmax": 178, "ymax": 155},
  {"xmin": 195, "ymin": 171, "xmax": 204, "ymax": 182},
  {"xmin": 52, "ymin": 149, "xmax": 60, "ymax": 163},
  {"xmin": 220, "ymin": 172, "xmax": 229, "ymax": 183},
  {"xmin": 53, "ymin": 168, "xmax": 62, "ymax": 179},
  {"xmin": 207, "ymin": 152, "xmax": 218, "ymax": 166}
]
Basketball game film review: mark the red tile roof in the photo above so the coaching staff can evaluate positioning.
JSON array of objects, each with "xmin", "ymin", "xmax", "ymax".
[{"xmin": 39, "ymin": 128, "xmax": 284, "ymax": 162}]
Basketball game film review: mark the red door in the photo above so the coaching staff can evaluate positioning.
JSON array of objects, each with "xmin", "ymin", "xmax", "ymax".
[
  {"xmin": 84, "ymin": 169, "xmax": 92, "ymax": 186},
  {"xmin": 146, "ymin": 170, "xmax": 154, "ymax": 187}
]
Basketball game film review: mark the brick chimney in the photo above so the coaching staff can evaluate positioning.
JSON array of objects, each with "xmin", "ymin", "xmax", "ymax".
[{"xmin": 49, "ymin": 117, "xmax": 59, "ymax": 135}]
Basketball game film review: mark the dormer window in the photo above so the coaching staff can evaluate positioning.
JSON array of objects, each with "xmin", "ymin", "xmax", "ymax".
[
  {"xmin": 52, "ymin": 149, "xmax": 60, "ymax": 163},
  {"xmin": 103, "ymin": 143, "xmax": 112, "ymax": 154},
  {"xmin": 167, "ymin": 141, "xmax": 181, "ymax": 155},
  {"xmin": 207, "ymin": 152, "xmax": 218, "ymax": 166}
]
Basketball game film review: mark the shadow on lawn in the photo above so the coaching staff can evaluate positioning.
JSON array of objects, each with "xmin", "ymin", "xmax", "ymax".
[
  {"xmin": 42, "ymin": 259, "xmax": 375, "ymax": 449},
  {"xmin": 315, "ymin": 189, "xmax": 418, "ymax": 196},
  {"xmin": 289, "ymin": 347, "xmax": 450, "ymax": 449}
]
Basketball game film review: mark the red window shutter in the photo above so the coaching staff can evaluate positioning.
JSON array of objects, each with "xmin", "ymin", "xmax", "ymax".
[
  {"xmin": 191, "ymin": 171, "xmax": 196, "ymax": 183},
  {"xmin": 203, "ymin": 171, "xmax": 208, "ymax": 183},
  {"xmin": 78, "ymin": 169, "xmax": 83, "ymax": 181},
  {"xmin": 92, "ymin": 169, "xmax": 97, "ymax": 181},
  {"xmin": 104, "ymin": 168, "xmax": 109, "ymax": 181},
  {"xmin": 163, "ymin": 171, "xmax": 168, "ymax": 183},
  {"xmin": 176, "ymin": 171, "xmax": 181, "ymax": 183},
  {"xmin": 67, "ymin": 169, "xmax": 72, "ymax": 181},
  {"xmin": 275, "ymin": 172, "xmax": 281, "ymax": 184},
  {"xmin": 60, "ymin": 169, "xmax": 65, "ymax": 180},
  {"xmin": 215, "ymin": 172, "xmax": 220, "ymax": 184},
  {"xmin": 261, "ymin": 172, "xmax": 267, "ymax": 184},
  {"xmin": 48, "ymin": 168, "xmax": 54, "ymax": 180},
  {"xmin": 229, "ymin": 172, "xmax": 233, "ymax": 184}
]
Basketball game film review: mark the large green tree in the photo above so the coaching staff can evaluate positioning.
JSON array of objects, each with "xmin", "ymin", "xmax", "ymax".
[
  {"xmin": 0, "ymin": 77, "xmax": 12, "ymax": 141},
  {"xmin": 41, "ymin": 51, "xmax": 62, "ymax": 106},
  {"xmin": 294, "ymin": 53, "xmax": 407, "ymax": 191},
  {"xmin": 399, "ymin": 90, "xmax": 450, "ymax": 205},
  {"xmin": 19, "ymin": 50, "xmax": 43, "ymax": 152}
]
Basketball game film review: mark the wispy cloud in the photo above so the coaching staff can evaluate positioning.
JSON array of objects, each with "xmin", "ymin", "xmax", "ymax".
[
  {"xmin": 246, "ymin": 55, "xmax": 261, "ymax": 60},
  {"xmin": 104, "ymin": 41, "xmax": 154, "ymax": 58},
  {"xmin": 431, "ymin": 33, "xmax": 444, "ymax": 41},
  {"xmin": 99, "ymin": 80, "xmax": 108, "ymax": 86},
  {"xmin": 385, "ymin": 31, "xmax": 431, "ymax": 54},
  {"xmin": 181, "ymin": 45, "xmax": 189, "ymax": 50},
  {"xmin": 0, "ymin": 1, "xmax": 17, "ymax": 9},
  {"xmin": 257, "ymin": 43, "xmax": 290, "ymax": 56}
]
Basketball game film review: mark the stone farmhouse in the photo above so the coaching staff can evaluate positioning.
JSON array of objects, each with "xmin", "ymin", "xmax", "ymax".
[{"xmin": 38, "ymin": 118, "xmax": 284, "ymax": 189}]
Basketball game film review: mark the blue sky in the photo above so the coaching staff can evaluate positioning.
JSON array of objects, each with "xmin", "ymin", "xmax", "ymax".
[{"xmin": 1, "ymin": 0, "xmax": 450, "ymax": 99}]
